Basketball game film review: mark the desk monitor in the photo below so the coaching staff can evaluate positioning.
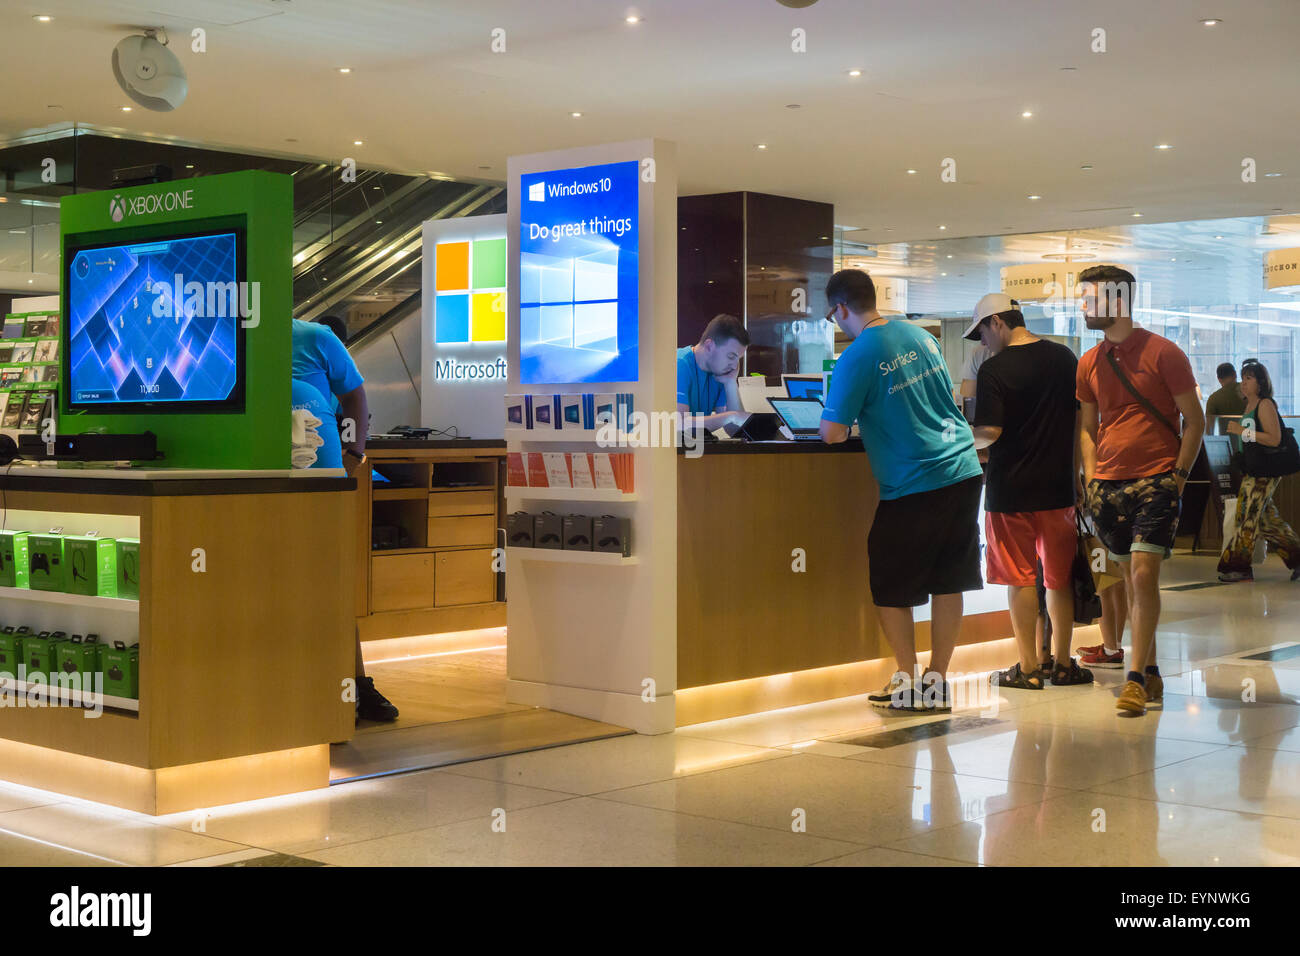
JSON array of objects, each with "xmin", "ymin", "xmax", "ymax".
[
  {"xmin": 769, "ymin": 396, "xmax": 825, "ymax": 438},
  {"xmin": 782, "ymin": 374, "xmax": 823, "ymax": 400}
]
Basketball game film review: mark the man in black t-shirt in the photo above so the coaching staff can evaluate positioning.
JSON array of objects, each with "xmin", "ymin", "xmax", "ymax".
[{"xmin": 966, "ymin": 294, "xmax": 1094, "ymax": 690}]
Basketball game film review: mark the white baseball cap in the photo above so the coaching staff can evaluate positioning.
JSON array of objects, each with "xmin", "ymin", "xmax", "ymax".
[{"xmin": 963, "ymin": 293, "xmax": 1018, "ymax": 341}]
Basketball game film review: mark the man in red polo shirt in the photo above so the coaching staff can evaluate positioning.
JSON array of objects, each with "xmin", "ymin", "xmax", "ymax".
[{"xmin": 1076, "ymin": 265, "xmax": 1205, "ymax": 716}]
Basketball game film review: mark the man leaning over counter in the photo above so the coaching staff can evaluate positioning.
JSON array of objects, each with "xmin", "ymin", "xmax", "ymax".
[{"xmin": 819, "ymin": 269, "xmax": 984, "ymax": 715}]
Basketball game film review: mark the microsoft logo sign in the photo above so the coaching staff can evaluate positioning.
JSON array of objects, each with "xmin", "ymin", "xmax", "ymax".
[{"xmin": 528, "ymin": 181, "xmax": 545, "ymax": 202}]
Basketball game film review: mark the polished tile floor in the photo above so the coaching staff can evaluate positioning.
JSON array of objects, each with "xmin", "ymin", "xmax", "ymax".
[{"xmin": 3, "ymin": 554, "xmax": 1299, "ymax": 866}]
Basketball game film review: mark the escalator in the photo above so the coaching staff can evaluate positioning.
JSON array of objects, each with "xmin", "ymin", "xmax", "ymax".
[{"xmin": 288, "ymin": 167, "xmax": 505, "ymax": 343}]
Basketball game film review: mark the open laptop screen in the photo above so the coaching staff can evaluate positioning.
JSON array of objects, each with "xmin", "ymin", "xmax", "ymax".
[{"xmin": 769, "ymin": 397, "xmax": 825, "ymax": 435}]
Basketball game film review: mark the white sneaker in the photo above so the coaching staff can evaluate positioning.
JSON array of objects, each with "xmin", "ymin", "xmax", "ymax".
[{"xmin": 868, "ymin": 671, "xmax": 915, "ymax": 710}]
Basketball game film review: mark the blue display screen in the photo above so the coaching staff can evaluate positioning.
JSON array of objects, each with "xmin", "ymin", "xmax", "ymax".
[
  {"xmin": 519, "ymin": 160, "xmax": 639, "ymax": 384},
  {"xmin": 66, "ymin": 230, "xmax": 243, "ymax": 409}
]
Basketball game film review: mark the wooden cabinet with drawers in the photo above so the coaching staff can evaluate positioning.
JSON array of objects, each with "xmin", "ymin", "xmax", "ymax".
[{"xmin": 358, "ymin": 443, "xmax": 507, "ymax": 641}]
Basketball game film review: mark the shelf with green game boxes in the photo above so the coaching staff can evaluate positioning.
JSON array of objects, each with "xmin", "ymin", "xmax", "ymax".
[{"xmin": 0, "ymin": 310, "xmax": 60, "ymax": 432}]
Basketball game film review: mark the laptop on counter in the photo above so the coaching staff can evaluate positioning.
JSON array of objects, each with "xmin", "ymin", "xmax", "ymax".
[{"xmin": 769, "ymin": 397, "xmax": 826, "ymax": 441}]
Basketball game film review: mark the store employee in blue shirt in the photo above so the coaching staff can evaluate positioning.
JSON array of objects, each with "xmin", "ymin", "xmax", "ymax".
[
  {"xmin": 291, "ymin": 317, "xmax": 398, "ymax": 724},
  {"xmin": 676, "ymin": 314, "xmax": 751, "ymax": 429},
  {"xmin": 292, "ymin": 318, "xmax": 368, "ymax": 476},
  {"xmin": 820, "ymin": 269, "xmax": 983, "ymax": 715}
]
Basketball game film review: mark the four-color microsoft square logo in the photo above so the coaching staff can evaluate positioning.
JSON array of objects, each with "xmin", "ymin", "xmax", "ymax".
[{"xmin": 434, "ymin": 238, "xmax": 507, "ymax": 343}]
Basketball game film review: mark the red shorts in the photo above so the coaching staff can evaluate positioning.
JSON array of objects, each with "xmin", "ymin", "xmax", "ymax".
[{"xmin": 984, "ymin": 506, "xmax": 1076, "ymax": 589}]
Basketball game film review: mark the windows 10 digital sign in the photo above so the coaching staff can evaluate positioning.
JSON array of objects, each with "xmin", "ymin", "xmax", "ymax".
[{"xmin": 519, "ymin": 159, "xmax": 639, "ymax": 384}]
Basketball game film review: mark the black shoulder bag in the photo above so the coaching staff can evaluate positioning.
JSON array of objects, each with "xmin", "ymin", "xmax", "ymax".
[{"xmin": 1242, "ymin": 398, "xmax": 1300, "ymax": 479}]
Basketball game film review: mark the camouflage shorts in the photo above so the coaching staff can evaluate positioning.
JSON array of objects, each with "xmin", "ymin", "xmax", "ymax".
[{"xmin": 1085, "ymin": 471, "xmax": 1181, "ymax": 561}]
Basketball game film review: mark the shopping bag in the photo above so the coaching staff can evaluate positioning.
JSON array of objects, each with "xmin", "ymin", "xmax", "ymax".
[
  {"xmin": 1078, "ymin": 511, "xmax": 1123, "ymax": 594},
  {"xmin": 1222, "ymin": 496, "xmax": 1268, "ymax": 564},
  {"xmin": 1072, "ymin": 510, "xmax": 1103, "ymax": 625}
]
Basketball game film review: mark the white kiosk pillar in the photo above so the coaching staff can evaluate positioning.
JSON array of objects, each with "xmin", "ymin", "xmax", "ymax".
[{"xmin": 504, "ymin": 139, "xmax": 677, "ymax": 734}]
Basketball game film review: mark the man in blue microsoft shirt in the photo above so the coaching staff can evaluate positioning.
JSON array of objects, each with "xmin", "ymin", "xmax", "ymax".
[
  {"xmin": 292, "ymin": 317, "xmax": 399, "ymax": 724},
  {"xmin": 292, "ymin": 318, "xmax": 369, "ymax": 475},
  {"xmin": 820, "ymin": 269, "xmax": 983, "ymax": 714},
  {"xmin": 676, "ymin": 314, "xmax": 750, "ymax": 430}
]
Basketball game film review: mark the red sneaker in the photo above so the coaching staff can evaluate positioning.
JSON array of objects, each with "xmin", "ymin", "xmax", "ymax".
[{"xmin": 1079, "ymin": 646, "xmax": 1125, "ymax": 669}]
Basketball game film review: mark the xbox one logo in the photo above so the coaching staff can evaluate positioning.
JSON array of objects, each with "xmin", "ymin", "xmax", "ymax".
[{"xmin": 109, "ymin": 195, "xmax": 126, "ymax": 222}]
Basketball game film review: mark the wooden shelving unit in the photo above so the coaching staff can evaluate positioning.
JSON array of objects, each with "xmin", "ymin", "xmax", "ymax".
[{"xmin": 358, "ymin": 444, "xmax": 508, "ymax": 642}]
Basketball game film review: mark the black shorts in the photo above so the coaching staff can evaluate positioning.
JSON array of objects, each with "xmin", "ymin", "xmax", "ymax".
[
  {"xmin": 868, "ymin": 473, "xmax": 984, "ymax": 608},
  {"xmin": 1085, "ymin": 471, "xmax": 1180, "ymax": 561}
]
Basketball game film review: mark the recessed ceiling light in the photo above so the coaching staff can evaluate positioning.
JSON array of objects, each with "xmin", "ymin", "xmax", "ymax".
[
  {"xmin": 1021, "ymin": 111, "xmax": 1033, "ymax": 118},
  {"xmin": 1132, "ymin": 212, "xmax": 1144, "ymax": 217},
  {"xmin": 1028, "ymin": 194, "xmax": 1041, "ymax": 200},
  {"xmin": 938, "ymin": 225, "xmax": 947, "ymax": 230},
  {"xmin": 848, "ymin": 69, "xmax": 862, "ymax": 77},
  {"xmin": 906, "ymin": 169, "xmax": 917, "ymax": 175},
  {"xmin": 625, "ymin": 15, "xmax": 641, "ymax": 24},
  {"xmin": 33, "ymin": 15, "xmax": 52, "ymax": 22},
  {"xmin": 940, "ymin": 272, "xmax": 947, "ymax": 276},
  {"xmin": 1155, "ymin": 143, "xmax": 1173, "ymax": 150},
  {"xmin": 946, "ymin": 254, "xmax": 953, "ymax": 259},
  {"xmin": 185, "ymin": 164, "xmax": 194, "ymax": 170},
  {"xmin": 571, "ymin": 111, "xmax": 582, "ymax": 118},
  {"xmin": 1265, "ymin": 172, "xmax": 1282, "ymax": 177},
  {"xmin": 338, "ymin": 67, "xmax": 351, "ymax": 73},
  {"xmin": 1200, "ymin": 18, "xmax": 1222, "ymax": 27},
  {"xmin": 353, "ymin": 139, "xmax": 363, "ymax": 145},
  {"xmin": 1215, "ymin": 235, "xmax": 1224, "ymax": 239},
  {"xmin": 755, "ymin": 143, "xmax": 768, "ymax": 150},
  {"xmin": 120, "ymin": 106, "xmax": 132, "ymax": 112},
  {"xmin": 1170, "ymin": 257, "xmax": 1177, "ymax": 261}
]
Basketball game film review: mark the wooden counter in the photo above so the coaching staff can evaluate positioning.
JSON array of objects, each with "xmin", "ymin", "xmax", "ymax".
[
  {"xmin": 0, "ymin": 468, "xmax": 356, "ymax": 814},
  {"xmin": 677, "ymin": 441, "xmax": 1012, "ymax": 724}
]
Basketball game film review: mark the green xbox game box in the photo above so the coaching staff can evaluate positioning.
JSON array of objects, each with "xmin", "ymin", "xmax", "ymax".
[
  {"xmin": 101, "ymin": 642, "xmax": 139, "ymax": 699},
  {"xmin": 55, "ymin": 635, "xmax": 102, "ymax": 682},
  {"xmin": 24, "ymin": 631, "xmax": 68, "ymax": 682},
  {"xmin": 115, "ymin": 538, "xmax": 140, "ymax": 600},
  {"xmin": 0, "ymin": 626, "xmax": 31, "ymax": 677},
  {"xmin": 64, "ymin": 536, "xmax": 117, "ymax": 597},
  {"xmin": 0, "ymin": 530, "xmax": 30, "ymax": 588},
  {"xmin": 27, "ymin": 534, "xmax": 67, "ymax": 592}
]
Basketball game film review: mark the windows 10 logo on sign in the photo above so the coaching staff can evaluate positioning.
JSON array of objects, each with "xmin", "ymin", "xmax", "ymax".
[{"xmin": 519, "ymin": 160, "xmax": 639, "ymax": 385}]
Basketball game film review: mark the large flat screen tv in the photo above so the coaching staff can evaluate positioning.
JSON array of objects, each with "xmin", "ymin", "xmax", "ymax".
[{"xmin": 64, "ymin": 226, "xmax": 247, "ymax": 413}]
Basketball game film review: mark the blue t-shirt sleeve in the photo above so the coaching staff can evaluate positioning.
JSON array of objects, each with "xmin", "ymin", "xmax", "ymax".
[
  {"xmin": 709, "ymin": 377, "xmax": 727, "ymax": 412},
  {"xmin": 318, "ymin": 326, "xmax": 364, "ymax": 398},
  {"xmin": 822, "ymin": 347, "xmax": 869, "ymax": 426},
  {"xmin": 676, "ymin": 351, "xmax": 691, "ymax": 406}
]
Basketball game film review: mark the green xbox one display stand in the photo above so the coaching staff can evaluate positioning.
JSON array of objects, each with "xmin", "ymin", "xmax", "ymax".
[{"xmin": 58, "ymin": 170, "xmax": 292, "ymax": 469}]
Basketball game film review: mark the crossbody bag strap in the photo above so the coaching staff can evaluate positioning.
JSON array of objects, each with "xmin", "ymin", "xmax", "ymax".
[{"xmin": 1104, "ymin": 348, "xmax": 1180, "ymax": 437}]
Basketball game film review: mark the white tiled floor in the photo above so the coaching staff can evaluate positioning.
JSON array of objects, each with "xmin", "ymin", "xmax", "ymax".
[{"xmin": 3, "ymin": 554, "xmax": 1299, "ymax": 866}]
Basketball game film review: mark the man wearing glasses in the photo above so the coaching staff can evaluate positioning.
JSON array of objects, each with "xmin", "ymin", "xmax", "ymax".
[{"xmin": 819, "ymin": 269, "xmax": 984, "ymax": 713}]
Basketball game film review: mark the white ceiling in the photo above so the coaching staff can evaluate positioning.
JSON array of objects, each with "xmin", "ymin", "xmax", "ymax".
[{"xmin": 1, "ymin": 0, "xmax": 1298, "ymax": 242}]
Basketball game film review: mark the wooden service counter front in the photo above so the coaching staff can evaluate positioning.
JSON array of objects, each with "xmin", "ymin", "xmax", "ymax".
[
  {"xmin": 0, "ymin": 468, "xmax": 356, "ymax": 815},
  {"xmin": 355, "ymin": 440, "xmax": 507, "ymax": 642},
  {"xmin": 676, "ymin": 440, "xmax": 1012, "ymax": 726}
]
